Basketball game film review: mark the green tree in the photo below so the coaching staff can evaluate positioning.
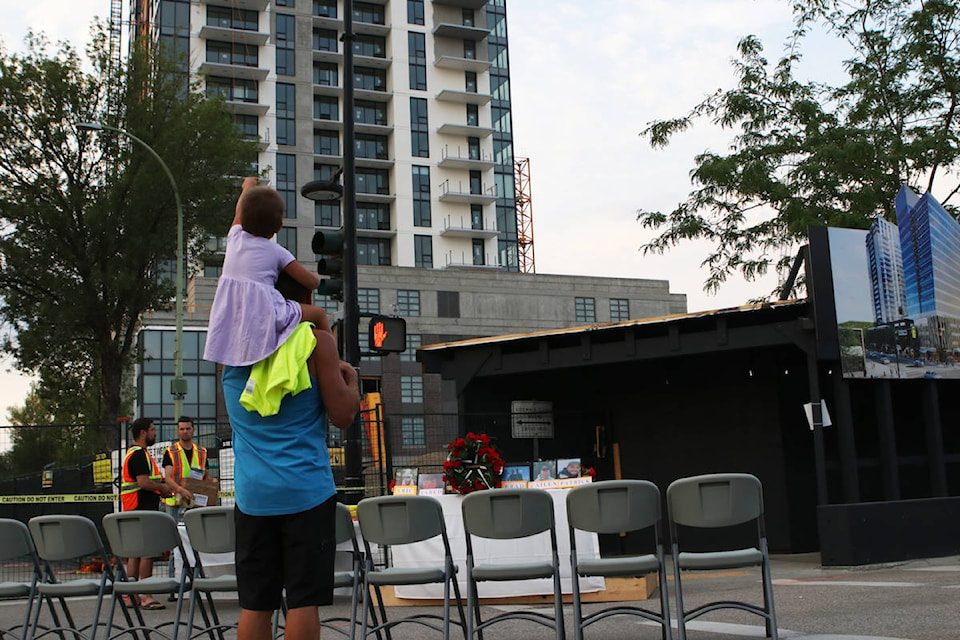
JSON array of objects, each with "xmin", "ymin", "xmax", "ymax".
[
  {"xmin": 0, "ymin": 29, "xmax": 257, "ymax": 449},
  {"xmin": 638, "ymin": 0, "xmax": 960, "ymax": 296}
]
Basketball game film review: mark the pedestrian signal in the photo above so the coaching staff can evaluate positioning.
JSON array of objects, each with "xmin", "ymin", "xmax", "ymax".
[{"xmin": 368, "ymin": 315, "xmax": 406, "ymax": 353}]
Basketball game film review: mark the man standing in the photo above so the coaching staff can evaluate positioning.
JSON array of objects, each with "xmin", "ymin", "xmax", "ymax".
[
  {"xmin": 120, "ymin": 417, "xmax": 175, "ymax": 610},
  {"xmin": 217, "ymin": 265, "xmax": 359, "ymax": 640},
  {"xmin": 162, "ymin": 416, "xmax": 210, "ymax": 600},
  {"xmin": 162, "ymin": 416, "xmax": 209, "ymax": 521}
]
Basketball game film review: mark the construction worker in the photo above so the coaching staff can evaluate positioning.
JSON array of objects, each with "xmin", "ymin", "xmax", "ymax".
[
  {"xmin": 120, "ymin": 417, "xmax": 175, "ymax": 610},
  {"xmin": 161, "ymin": 416, "xmax": 210, "ymax": 522}
]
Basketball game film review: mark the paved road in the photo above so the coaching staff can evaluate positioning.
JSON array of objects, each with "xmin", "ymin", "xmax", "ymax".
[{"xmin": 3, "ymin": 553, "xmax": 959, "ymax": 639}]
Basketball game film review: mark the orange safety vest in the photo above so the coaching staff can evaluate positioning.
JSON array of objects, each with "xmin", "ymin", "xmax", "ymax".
[
  {"xmin": 120, "ymin": 445, "xmax": 162, "ymax": 511},
  {"xmin": 162, "ymin": 442, "xmax": 207, "ymax": 507}
]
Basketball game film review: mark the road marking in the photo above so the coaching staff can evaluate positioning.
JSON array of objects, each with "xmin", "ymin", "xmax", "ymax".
[{"xmin": 775, "ymin": 579, "xmax": 923, "ymax": 587}]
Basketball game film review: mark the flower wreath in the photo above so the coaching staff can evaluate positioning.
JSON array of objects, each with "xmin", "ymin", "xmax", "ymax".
[{"xmin": 443, "ymin": 432, "xmax": 504, "ymax": 494}]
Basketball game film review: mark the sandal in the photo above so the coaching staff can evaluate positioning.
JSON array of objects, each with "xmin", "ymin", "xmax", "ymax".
[{"xmin": 140, "ymin": 600, "xmax": 166, "ymax": 610}]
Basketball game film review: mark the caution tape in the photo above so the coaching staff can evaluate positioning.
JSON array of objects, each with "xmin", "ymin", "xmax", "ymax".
[{"xmin": 0, "ymin": 494, "xmax": 117, "ymax": 504}]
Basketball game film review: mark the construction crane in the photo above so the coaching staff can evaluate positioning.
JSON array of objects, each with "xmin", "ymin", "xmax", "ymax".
[{"xmin": 514, "ymin": 156, "xmax": 536, "ymax": 273}]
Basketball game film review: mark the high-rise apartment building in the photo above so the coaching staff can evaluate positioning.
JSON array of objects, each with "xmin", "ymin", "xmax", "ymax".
[{"xmin": 865, "ymin": 216, "xmax": 907, "ymax": 324}]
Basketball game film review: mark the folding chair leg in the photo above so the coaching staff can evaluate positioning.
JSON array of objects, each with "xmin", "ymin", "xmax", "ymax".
[
  {"xmin": 658, "ymin": 562, "xmax": 673, "ymax": 640},
  {"xmin": 571, "ymin": 570, "xmax": 584, "ymax": 640},
  {"xmin": 761, "ymin": 557, "xmax": 779, "ymax": 640}
]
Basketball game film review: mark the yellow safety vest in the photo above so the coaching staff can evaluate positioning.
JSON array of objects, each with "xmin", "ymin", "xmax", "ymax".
[
  {"xmin": 162, "ymin": 442, "xmax": 207, "ymax": 507},
  {"xmin": 120, "ymin": 446, "xmax": 162, "ymax": 511}
]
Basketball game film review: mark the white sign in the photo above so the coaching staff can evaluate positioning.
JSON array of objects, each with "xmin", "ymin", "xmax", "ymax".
[{"xmin": 511, "ymin": 400, "xmax": 554, "ymax": 439}]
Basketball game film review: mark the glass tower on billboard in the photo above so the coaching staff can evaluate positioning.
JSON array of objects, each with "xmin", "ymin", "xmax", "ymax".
[{"xmin": 865, "ymin": 216, "xmax": 907, "ymax": 324}]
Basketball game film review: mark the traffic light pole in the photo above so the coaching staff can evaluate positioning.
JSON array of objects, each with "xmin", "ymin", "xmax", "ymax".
[{"xmin": 341, "ymin": 0, "xmax": 364, "ymax": 505}]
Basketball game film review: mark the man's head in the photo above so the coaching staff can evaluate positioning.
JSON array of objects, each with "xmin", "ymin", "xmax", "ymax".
[
  {"xmin": 131, "ymin": 417, "xmax": 156, "ymax": 447},
  {"xmin": 239, "ymin": 185, "xmax": 285, "ymax": 238},
  {"xmin": 177, "ymin": 416, "xmax": 195, "ymax": 445},
  {"xmin": 564, "ymin": 461, "xmax": 581, "ymax": 476}
]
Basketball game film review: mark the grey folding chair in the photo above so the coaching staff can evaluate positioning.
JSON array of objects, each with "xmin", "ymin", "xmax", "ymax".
[
  {"xmin": 566, "ymin": 480, "xmax": 672, "ymax": 640},
  {"xmin": 28, "ymin": 514, "xmax": 127, "ymax": 640},
  {"xmin": 102, "ymin": 511, "xmax": 192, "ymax": 640},
  {"xmin": 0, "ymin": 519, "xmax": 44, "ymax": 640},
  {"xmin": 461, "ymin": 488, "xmax": 565, "ymax": 640},
  {"xmin": 356, "ymin": 495, "xmax": 466, "ymax": 640},
  {"xmin": 319, "ymin": 503, "xmax": 370, "ymax": 639},
  {"xmin": 667, "ymin": 473, "xmax": 778, "ymax": 640},
  {"xmin": 181, "ymin": 507, "xmax": 233, "ymax": 640}
]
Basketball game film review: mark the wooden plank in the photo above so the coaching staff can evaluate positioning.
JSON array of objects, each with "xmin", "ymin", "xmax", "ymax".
[{"xmin": 376, "ymin": 575, "xmax": 656, "ymax": 607}]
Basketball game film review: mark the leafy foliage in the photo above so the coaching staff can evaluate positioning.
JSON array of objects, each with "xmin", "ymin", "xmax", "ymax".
[
  {"xmin": 638, "ymin": 0, "xmax": 960, "ymax": 296},
  {"xmin": 0, "ymin": 29, "xmax": 257, "ymax": 448}
]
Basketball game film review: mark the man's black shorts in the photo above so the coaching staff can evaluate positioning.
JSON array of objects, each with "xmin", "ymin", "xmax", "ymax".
[{"xmin": 235, "ymin": 497, "xmax": 336, "ymax": 611}]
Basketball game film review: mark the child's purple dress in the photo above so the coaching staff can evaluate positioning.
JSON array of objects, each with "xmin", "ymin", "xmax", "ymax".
[{"xmin": 203, "ymin": 225, "xmax": 303, "ymax": 366}]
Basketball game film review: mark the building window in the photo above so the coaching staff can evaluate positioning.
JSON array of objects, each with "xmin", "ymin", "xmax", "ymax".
[
  {"xmin": 314, "ymin": 201, "xmax": 340, "ymax": 227},
  {"xmin": 468, "ymin": 137, "xmax": 480, "ymax": 160},
  {"xmin": 357, "ymin": 202, "xmax": 390, "ymax": 230},
  {"xmin": 355, "ymin": 100, "xmax": 387, "ymax": 125},
  {"xmin": 472, "ymin": 238, "xmax": 485, "ymax": 266},
  {"xmin": 314, "ymin": 95, "xmax": 338, "ymax": 121},
  {"xmin": 400, "ymin": 375, "xmax": 424, "ymax": 403},
  {"xmin": 353, "ymin": 1, "xmax": 385, "ymax": 25},
  {"xmin": 277, "ymin": 226, "xmax": 297, "ymax": 255},
  {"xmin": 465, "ymin": 70, "xmax": 477, "ymax": 93},
  {"xmin": 207, "ymin": 6, "xmax": 258, "ymax": 30},
  {"xmin": 412, "ymin": 166, "xmax": 431, "ymax": 226},
  {"xmin": 357, "ymin": 238, "xmax": 391, "ymax": 265},
  {"xmin": 471, "ymin": 204, "xmax": 484, "ymax": 230},
  {"xmin": 313, "ymin": 62, "xmax": 338, "ymax": 86},
  {"xmin": 356, "ymin": 168, "xmax": 389, "ymax": 194},
  {"xmin": 313, "ymin": 28, "xmax": 338, "ymax": 52},
  {"xmin": 610, "ymin": 298, "xmax": 630, "ymax": 322},
  {"xmin": 400, "ymin": 333, "xmax": 422, "ymax": 362},
  {"xmin": 206, "ymin": 40, "xmax": 258, "ymax": 66},
  {"xmin": 414, "ymin": 235, "xmax": 433, "ymax": 268},
  {"xmin": 314, "ymin": 130, "xmax": 340, "ymax": 156},
  {"xmin": 410, "ymin": 97, "xmax": 429, "ymax": 158},
  {"xmin": 354, "ymin": 34, "xmax": 386, "ymax": 58},
  {"xmin": 276, "ymin": 0, "xmax": 294, "ymax": 6},
  {"xmin": 407, "ymin": 0, "xmax": 424, "ymax": 25},
  {"xmin": 358, "ymin": 288, "xmax": 380, "ymax": 314},
  {"xmin": 313, "ymin": 294, "xmax": 340, "ymax": 315},
  {"xmin": 276, "ymin": 153, "xmax": 297, "ymax": 220},
  {"xmin": 354, "ymin": 66, "xmax": 386, "ymax": 91},
  {"xmin": 276, "ymin": 83, "xmax": 296, "ymax": 146},
  {"xmin": 206, "ymin": 76, "xmax": 258, "ymax": 103},
  {"xmin": 466, "ymin": 104, "xmax": 479, "ymax": 126},
  {"xmin": 463, "ymin": 39, "xmax": 476, "ymax": 59},
  {"xmin": 401, "ymin": 416, "xmax": 425, "ymax": 446},
  {"xmin": 408, "ymin": 32, "xmax": 427, "ymax": 91},
  {"xmin": 276, "ymin": 14, "xmax": 295, "ymax": 76},
  {"xmin": 437, "ymin": 291, "xmax": 460, "ymax": 318},
  {"xmin": 469, "ymin": 170, "xmax": 482, "ymax": 195},
  {"xmin": 234, "ymin": 113, "xmax": 258, "ymax": 140},
  {"xmin": 462, "ymin": 8, "xmax": 475, "ymax": 26},
  {"xmin": 313, "ymin": 0, "xmax": 335, "ymax": 18},
  {"xmin": 397, "ymin": 290, "xmax": 421, "ymax": 317},
  {"xmin": 575, "ymin": 297, "xmax": 596, "ymax": 323},
  {"xmin": 355, "ymin": 134, "xmax": 388, "ymax": 159}
]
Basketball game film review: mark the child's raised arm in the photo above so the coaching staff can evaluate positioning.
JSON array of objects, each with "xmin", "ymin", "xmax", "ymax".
[{"xmin": 231, "ymin": 177, "xmax": 260, "ymax": 228}]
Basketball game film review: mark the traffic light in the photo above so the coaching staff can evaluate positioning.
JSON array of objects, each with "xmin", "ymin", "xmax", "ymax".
[
  {"xmin": 312, "ymin": 229, "xmax": 344, "ymax": 300},
  {"xmin": 368, "ymin": 315, "xmax": 407, "ymax": 353}
]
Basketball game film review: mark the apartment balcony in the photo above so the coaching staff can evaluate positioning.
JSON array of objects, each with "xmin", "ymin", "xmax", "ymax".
[
  {"xmin": 442, "ymin": 253, "xmax": 502, "ymax": 270},
  {"xmin": 313, "ymin": 117, "xmax": 342, "ymax": 133},
  {"xmin": 357, "ymin": 226, "xmax": 397, "ymax": 239},
  {"xmin": 356, "ymin": 191, "xmax": 396, "ymax": 205},
  {"xmin": 313, "ymin": 48, "xmax": 343, "ymax": 65},
  {"xmin": 201, "ymin": 0, "xmax": 267, "ymax": 10},
  {"xmin": 198, "ymin": 25, "xmax": 269, "ymax": 47},
  {"xmin": 355, "ymin": 86, "xmax": 391, "ymax": 102},
  {"xmin": 313, "ymin": 83, "xmax": 342, "ymax": 98},
  {"xmin": 438, "ymin": 180, "xmax": 497, "ymax": 205},
  {"xmin": 431, "ymin": 0, "xmax": 489, "ymax": 8},
  {"xmin": 198, "ymin": 61, "xmax": 268, "ymax": 82},
  {"xmin": 437, "ymin": 122, "xmax": 494, "ymax": 138},
  {"xmin": 435, "ymin": 88, "xmax": 492, "ymax": 105},
  {"xmin": 439, "ymin": 216, "xmax": 499, "ymax": 239},
  {"xmin": 433, "ymin": 23, "xmax": 490, "ymax": 40},
  {"xmin": 434, "ymin": 54, "xmax": 491, "ymax": 73},
  {"xmin": 222, "ymin": 99, "xmax": 270, "ymax": 117},
  {"xmin": 355, "ymin": 121, "xmax": 393, "ymax": 136},
  {"xmin": 354, "ymin": 53, "xmax": 392, "ymax": 70},
  {"xmin": 354, "ymin": 22, "xmax": 390, "ymax": 38},
  {"xmin": 438, "ymin": 146, "xmax": 495, "ymax": 171},
  {"xmin": 312, "ymin": 15, "xmax": 343, "ymax": 32},
  {"xmin": 355, "ymin": 156, "xmax": 395, "ymax": 170}
]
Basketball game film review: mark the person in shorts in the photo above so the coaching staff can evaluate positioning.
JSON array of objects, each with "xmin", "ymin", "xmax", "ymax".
[{"xmin": 220, "ymin": 273, "xmax": 360, "ymax": 640}]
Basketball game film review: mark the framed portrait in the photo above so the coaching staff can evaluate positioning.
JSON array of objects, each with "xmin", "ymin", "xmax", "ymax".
[
  {"xmin": 532, "ymin": 460, "xmax": 557, "ymax": 482},
  {"xmin": 502, "ymin": 463, "xmax": 531, "ymax": 483},
  {"xmin": 556, "ymin": 458, "xmax": 582, "ymax": 478},
  {"xmin": 417, "ymin": 473, "xmax": 445, "ymax": 495},
  {"xmin": 394, "ymin": 467, "xmax": 418, "ymax": 488}
]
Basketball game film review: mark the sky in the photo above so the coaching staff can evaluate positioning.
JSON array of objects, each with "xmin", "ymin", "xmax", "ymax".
[{"xmin": 0, "ymin": 0, "xmax": 830, "ymax": 420}]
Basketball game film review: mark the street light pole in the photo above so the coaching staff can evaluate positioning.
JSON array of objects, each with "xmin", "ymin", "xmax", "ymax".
[{"xmin": 77, "ymin": 122, "xmax": 187, "ymax": 418}]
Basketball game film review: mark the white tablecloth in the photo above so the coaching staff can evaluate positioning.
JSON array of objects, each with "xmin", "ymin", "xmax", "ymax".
[{"xmin": 392, "ymin": 492, "xmax": 605, "ymax": 599}]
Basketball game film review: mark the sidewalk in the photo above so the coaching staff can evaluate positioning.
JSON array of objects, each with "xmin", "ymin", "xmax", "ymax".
[{"xmin": 3, "ymin": 553, "xmax": 958, "ymax": 640}]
